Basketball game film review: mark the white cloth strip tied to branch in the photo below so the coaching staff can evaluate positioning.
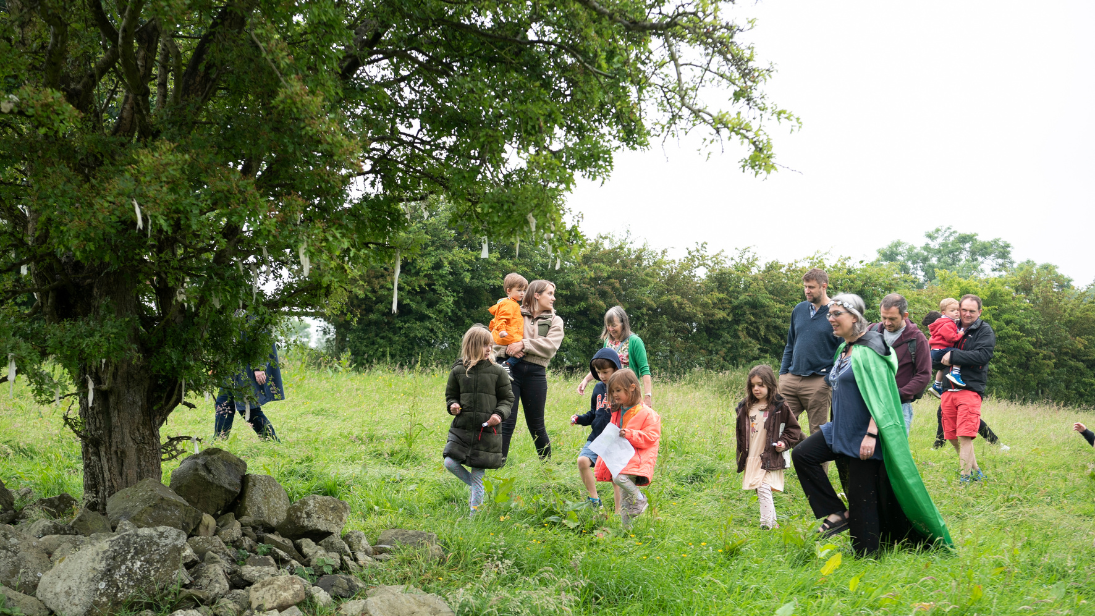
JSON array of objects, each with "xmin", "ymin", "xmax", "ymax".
[
  {"xmin": 251, "ymin": 263, "xmax": 259, "ymax": 302},
  {"xmin": 54, "ymin": 385, "xmax": 59, "ymax": 406},
  {"xmin": 86, "ymin": 375, "xmax": 94, "ymax": 407},
  {"xmin": 245, "ymin": 398, "xmax": 251, "ymax": 422},
  {"xmin": 556, "ymin": 258, "xmax": 561, "ymax": 270},
  {"xmin": 133, "ymin": 199, "xmax": 143, "ymax": 231},
  {"xmin": 212, "ymin": 294, "xmax": 220, "ymax": 309},
  {"xmin": 19, "ymin": 265, "xmax": 26, "ymax": 276},
  {"xmin": 147, "ymin": 213, "xmax": 151, "ymax": 238},
  {"xmin": 193, "ymin": 437, "xmax": 199, "ymax": 454},
  {"xmin": 299, "ymin": 241, "xmax": 310, "ymax": 277},
  {"xmin": 391, "ymin": 249, "xmax": 401, "ymax": 314},
  {"xmin": 205, "ymin": 391, "xmax": 210, "ymax": 402},
  {"xmin": 527, "ymin": 213, "xmax": 536, "ymax": 233},
  {"xmin": 262, "ymin": 247, "xmax": 271, "ymax": 278},
  {"xmin": 7, "ymin": 355, "xmax": 14, "ymax": 398},
  {"xmin": 515, "ymin": 237, "xmax": 520, "ymax": 258},
  {"xmin": 481, "ymin": 238, "xmax": 489, "ymax": 259},
  {"xmin": 181, "ymin": 378, "xmax": 185, "ymax": 403}
]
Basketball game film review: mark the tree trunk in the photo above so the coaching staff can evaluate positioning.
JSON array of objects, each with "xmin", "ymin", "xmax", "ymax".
[{"xmin": 77, "ymin": 271, "xmax": 163, "ymax": 512}]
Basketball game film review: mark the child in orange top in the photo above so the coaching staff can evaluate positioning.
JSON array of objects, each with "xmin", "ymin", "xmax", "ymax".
[
  {"xmin": 488, "ymin": 273, "xmax": 528, "ymax": 372},
  {"xmin": 594, "ymin": 370, "xmax": 661, "ymax": 527}
]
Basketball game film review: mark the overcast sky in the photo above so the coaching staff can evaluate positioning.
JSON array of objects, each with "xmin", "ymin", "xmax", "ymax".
[{"xmin": 566, "ymin": 0, "xmax": 1095, "ymax": 285}]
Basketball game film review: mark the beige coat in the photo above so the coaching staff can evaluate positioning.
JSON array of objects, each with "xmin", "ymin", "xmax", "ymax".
[{"xmin": 494, "ymin": 307, "xmax": 564, "ymax": 368}]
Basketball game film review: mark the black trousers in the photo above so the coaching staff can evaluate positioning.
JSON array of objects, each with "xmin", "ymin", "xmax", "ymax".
[
  {"xmin": 792, "ymin": 431, "xmax": 920, "ymax": 557},
  {"xmin": 214, "ymin": 392, "xmax": 278, "ymax": 441},
  {"xmin": 500, "ymin": 361, "xmax": 551, "ymax": 459},
  {"xmin": 934, "ymin": 404, "xmax": 998, "ymax": 444}
]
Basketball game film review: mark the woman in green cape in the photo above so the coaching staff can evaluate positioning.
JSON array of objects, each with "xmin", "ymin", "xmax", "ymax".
[{"xmin": 791, "ymin": 293, "xmax": 953, "ymax": 557}]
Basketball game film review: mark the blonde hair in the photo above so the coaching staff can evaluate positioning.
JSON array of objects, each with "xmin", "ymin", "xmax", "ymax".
[
  {"xmin": 459, "ymin": 326, "xmax": 494, "ymax": 373},
  {"xmin": 607, "ymin": 370, "xmax": 643, "ymax": 409},
  {"xmin": 939, "ymin": 297, "xmax": 959, "ymax": 312},
  {"xmin": 503, "ymin": 272, "xmax": 528, "ymax": 292}
]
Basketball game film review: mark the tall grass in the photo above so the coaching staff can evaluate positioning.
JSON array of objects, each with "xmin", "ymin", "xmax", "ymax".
[{"xmin": 1, "ymin": 356, "xmax": 1093, "ymax": 615}]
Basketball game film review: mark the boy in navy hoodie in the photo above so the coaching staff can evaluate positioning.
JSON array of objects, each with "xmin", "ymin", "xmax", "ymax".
[{"xmin": 571, "ymin": 348, "xmax": 622, "ymax": 508}]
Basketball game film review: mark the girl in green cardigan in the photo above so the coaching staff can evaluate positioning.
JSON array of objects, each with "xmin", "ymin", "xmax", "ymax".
[{"xmin": 577, "ymin": 306, "xmax": 653, "ymax": 408}]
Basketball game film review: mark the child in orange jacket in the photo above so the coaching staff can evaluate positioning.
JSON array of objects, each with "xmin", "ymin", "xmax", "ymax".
[
  {"xmin": 488, "ymin": 273, "xmax": 528, "ymax": 373},
  {"xmin": 594, "ymin": 370, "xmax": 661, "ymax": 527}
]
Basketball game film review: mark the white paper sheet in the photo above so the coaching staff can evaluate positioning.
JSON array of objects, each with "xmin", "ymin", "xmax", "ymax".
[{"xmin": 588, "ymin": 426, "xmax": 635, "ymax": 478}]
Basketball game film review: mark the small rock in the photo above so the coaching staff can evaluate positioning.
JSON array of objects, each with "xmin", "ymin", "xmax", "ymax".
[
  {"xmin": 256, "ymin": 532, "xmax": 305, "ymax": 563},
  {"xmin": 176, "ymin": 589, "xmax": 216, "ymax": 609},
  {"xmin": 237, "ymin": 515, "xmax": 255, "ymax": 527},
  {"xmin": 246, "ymin": 554, "xmax": 277, "ymax": 568},
  {"xmin": 319, "ymin": 535, "xmax": 351, "ymax": 557},
  {"xmin": 336, "ymin": 599, "xmax": 367, "ymax": 616},
  {"xmin": 170, "ymin": 448, "xmax": 248, "ymax": 516},
  {"xmin": 106, "ymin": 479, "xmax": 203, "ymax": 534},
  {"xmin": 275, "ymin": 496, "xmax": 349, "ymax": 541},
  {"xmin": 189, "ymin": 562, "xmax": 231, "ymax": 600},
  {"xmin": 280, "ymin": 606, "xmax": 303, "ymax": 616},
  {"xmin": 115, "ymin": 519, "xmax": 138, "ymax": 533},
  {"xmin": 239, "ymin": 565, "xmax": 278, "ymax": 584},
  {"xmin": 306, "ymin": 585, "xmax": 332, "ymax": 608},
  {"xmin": 35, "ymin": 534, "xmax": 82, "ymax": 556},
  {"xmin": 242, "ymin": 527, "xmax": 258, "ymax": 542},
  {"xmin": 0, "ymin": 480, "xmax": 14, "ymax": 513},
  {"xmin": 371, "ymin": 544, "xmax": 393, "ymax": 555},
  {"xmin": 249, "ymin": 576, "xmax": 307, "ymax": 612},
  {"xmin": 182, "ymin": 543, "xmax": 200, "ymax": 567},
  {"xmin": 342, "ymin": 531, "xmax": 373, "ymax": 557},
  {"xmin": 354, "ymin": 552, "xmax": 376, "ymax": 567},
  {"xmin": 136, "ymin": 610, "xmax": 157, "ymax": 616},
  {"xmin": 232, "ymin": 476, "xmax": 290, "ymax": 531},
  {"xmin": 26, "ymin": 519, "xmax": 75, "ymax": 538},
  {"xmin": 364, "ymin": 585, "xmax": 454, "ymax": 616},
  {"xmin": 13, "ymin": 488, "xmax": 34, "ymax": 503},
  {"xmin": 169, "ymin": 610, "xmax": 205, "ymax": 616},
  {"xmin": 373, "ymin": 553, "xmax": 392, "ymax": 562},
  {"xmin": 315, "ymin": 574, "xmax": 366, "ymax": 599},
  {"xmin": 188, "ymin": 536, "xmax": 234, "ymax": 561},
  {"xmin": 341, "ymin": 554, "xmax": 360, "ymax": 575},
  {"xmin": 199, "ymin": 607, "xmax": 214, "ymax": 616},
  {"xmin": 70, "ymin": 508, "xmax": 112, "ymax": 536},
  {"xmin": 197, "ymin": 513, "xmax": 217, "ymax": 538},
  {"xmin": 238, "ymin": 536, "xmax": 259, "ymax": 553},
  {"xmin": 0, "ymin": 537, "xmax": 50, "ymax": 593},
  {"xmin": 217, "ymin": 512, "xmax": 237, "ymax": 527},
  {"xmin": 377, "ymin": 529, "xmax": 437, "ymax": 549},
  {"xmin": 25, "ymin": 493, "xmax": 78, "ymax": 519},
  {"xmin": 213, "ymin": 589, "xmax": 250, "ymax": 616},
  {"xmin": 204, "ymin": 550, "xmax": 239, "ymax": 576},
  {"xmin": 217, "ymin": 519, "xmax": 243, "ymax": 544},
  {"xmin": 0, "ymin": 584, "xmax": 50, "ymax": 616}
]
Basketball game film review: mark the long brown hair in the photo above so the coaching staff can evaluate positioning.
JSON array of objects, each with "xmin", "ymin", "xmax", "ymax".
[
  {"xmin": 459, "ymin": 326, "xmax": 494, "ymax": 374},
  {"xmin": 744, "ymin": 364, "xmax": 778, "ymax": 409},
  {"xmin": 607, "ymin": 370, "xmax": 643, "ymax": 409},
  {"xmin": 522, "ymin": 279, "xmax": 555, "ymax": 313}
]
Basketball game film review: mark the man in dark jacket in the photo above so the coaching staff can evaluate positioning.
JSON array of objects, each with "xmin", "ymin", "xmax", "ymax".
[
  {"xmin": 871, "ymin": 294, "xmax": 931, "ymax": 435},
  {"xmin": 939, "ymin": 294, "xmax": 995, "ymax": 482}
]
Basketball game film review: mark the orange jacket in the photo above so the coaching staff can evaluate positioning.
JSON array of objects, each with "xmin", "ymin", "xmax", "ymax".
[
  {"xmin": 594, "ymin": 403, "xmax": 661, "ymax": 485},
  {"xmin": 488, "ymin": 298, "xmax": 524, "ymax": 346}
]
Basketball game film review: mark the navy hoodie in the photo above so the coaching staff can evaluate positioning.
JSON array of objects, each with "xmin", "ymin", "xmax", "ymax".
[{"xmin": 574, "ymin": 348, "xmax": 622, "ymax": 443}]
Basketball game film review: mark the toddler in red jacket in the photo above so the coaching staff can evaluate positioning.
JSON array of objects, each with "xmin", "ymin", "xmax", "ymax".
[
  {"xmin": 928, "ymin": 297, "xmax": 966, "ymax": 397},
  {"xmin": 593, "ymin": 370, "xmax": 661, "ymax": 527}
]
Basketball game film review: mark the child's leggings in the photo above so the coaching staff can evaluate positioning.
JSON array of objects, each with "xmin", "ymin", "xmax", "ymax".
[
  {"xmin": 757, "ymin": 483, "xmax": 777, "ymax": 528},
  {"xmin": 613, "ymin": 473, "xmax": 642, "ymax": 503},
  {"xmin": 444, "ymin": 457, "xmax": 485, "ymax": 509}
]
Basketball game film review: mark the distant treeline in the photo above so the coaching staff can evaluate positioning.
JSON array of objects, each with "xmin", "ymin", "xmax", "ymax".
[{"xmin": 331, "ymin": 209, "xmax": 1095, "ymax": 406}]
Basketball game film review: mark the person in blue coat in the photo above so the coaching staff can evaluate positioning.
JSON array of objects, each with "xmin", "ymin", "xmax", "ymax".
[{"xmin": 214, "ymin": 340, "xmax": 285, "ymax": 441}]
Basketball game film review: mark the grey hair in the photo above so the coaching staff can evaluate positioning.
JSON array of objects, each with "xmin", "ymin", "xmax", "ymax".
[
  {"xmin": 879, "ymin": 293, "xmax": 908, "ymax": 316},
  {"xmin": 830, "ymin": 293, "xmax": 870, "ymax": 337},
  {"xmin": 600, "ymin": 306, "xmax": 633, "ymax": 341}
]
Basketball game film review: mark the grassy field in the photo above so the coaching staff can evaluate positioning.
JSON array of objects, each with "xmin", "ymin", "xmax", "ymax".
[{"xmin": 1, "ymin": 357, "xmax": 1094, "ymax": 615}]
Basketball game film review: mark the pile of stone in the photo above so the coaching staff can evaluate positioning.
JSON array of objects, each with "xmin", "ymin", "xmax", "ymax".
[{"xmin": 0, "ymin": 449, "xmax": 453, "ymax": 616}]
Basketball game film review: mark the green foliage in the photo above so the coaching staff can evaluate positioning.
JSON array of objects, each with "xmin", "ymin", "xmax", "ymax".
[{"xmin": 876, "ymin": 226, "xmax": 1015, "ymax": 287}]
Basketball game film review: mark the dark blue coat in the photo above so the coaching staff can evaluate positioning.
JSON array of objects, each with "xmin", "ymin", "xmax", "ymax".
[
  {"xmin": 574, "ymin": 348, "xmax": 622, "ymax": 442},
  {"xmin": 227, "ymin": 342, "xmax": 285, "ymax": 411}
]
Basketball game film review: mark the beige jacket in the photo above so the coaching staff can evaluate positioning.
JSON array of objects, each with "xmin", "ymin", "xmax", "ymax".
[{"xmin": 494, "ymin": 308, "xmax": 564, "ymax": 368}]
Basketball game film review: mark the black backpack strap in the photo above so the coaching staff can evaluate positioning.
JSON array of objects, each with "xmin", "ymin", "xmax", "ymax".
[{"xmin": 907, "ymin": 338, "xmax": 916, "ymax": 365}]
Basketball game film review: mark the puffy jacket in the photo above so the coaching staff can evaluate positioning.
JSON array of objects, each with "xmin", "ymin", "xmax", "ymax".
[
  {"xmin": 488, "ymin": 297, "xmax": 524, "ymax": 346},
  {"xmin": 594, "ymin": 403, "xmax": 661, "ymax": 485},
  {"xmin": 734, "ymin": 394, "xmax": 803, "ymax": 473},
  {"xmin": 574, "ymin": 348, "xmax": 623, "ymax": 442},
  {"xmin": 443, "ymin": 360, "xmax": 515, "ymax": 469},
  {"xmin": 941, "ymin": 318, "xmax": 995, "ymax": 396}
]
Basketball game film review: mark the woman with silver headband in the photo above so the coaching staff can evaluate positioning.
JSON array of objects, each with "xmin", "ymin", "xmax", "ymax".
[{"xmin": 791, "ymin": 293, "xmax": 953, "ymax": 556}]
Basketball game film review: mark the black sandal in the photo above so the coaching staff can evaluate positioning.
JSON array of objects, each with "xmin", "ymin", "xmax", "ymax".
[{"xmin": 818, "ymin": 512, "xmax": 850, "ymax": 538}]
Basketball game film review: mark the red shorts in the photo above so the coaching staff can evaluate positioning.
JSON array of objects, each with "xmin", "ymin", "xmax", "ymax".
[{"xmin": 941, "ymin": 390, "xmax": 981, "ymax": 439}]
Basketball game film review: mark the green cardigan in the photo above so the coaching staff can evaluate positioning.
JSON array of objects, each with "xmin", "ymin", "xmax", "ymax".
[
  {"xmin": 604, "ymin": 334, "xmax": 651, "ymax": 380},
  {"xmin": 840, "ymin": 338, "xmax": 954, "ymax": 550}
]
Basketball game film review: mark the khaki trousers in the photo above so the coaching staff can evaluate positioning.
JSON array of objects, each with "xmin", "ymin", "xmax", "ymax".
[{"xmin": 779, "ymin": 373, "xmax": 832, "ymax": 435}]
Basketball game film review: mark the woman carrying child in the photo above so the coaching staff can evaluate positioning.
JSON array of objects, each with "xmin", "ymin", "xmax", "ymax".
[
  {"xmin": 444, "ymin": 326, "xmax": 514, "ymax": 516},
  {"xmin": 577, "ymin": 306, "xmax": 654, "ymax": 408},
  {"xmin": 735, "ymin": 365, "xmax": 802, "ymax": 530},
  {"xmin": 594, "ymin": 370, "xmax": 661, "ymax": 527}
]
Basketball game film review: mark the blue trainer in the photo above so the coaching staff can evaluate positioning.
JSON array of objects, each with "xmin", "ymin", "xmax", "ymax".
[{"xmin": 946, "ymin": 371, "xmax": 967, "ymax": 387}]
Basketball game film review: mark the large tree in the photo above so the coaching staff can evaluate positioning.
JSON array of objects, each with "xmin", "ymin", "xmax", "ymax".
[{"xmin": 0, "ymin": 0, "xmax": 793, "ymax": 508}]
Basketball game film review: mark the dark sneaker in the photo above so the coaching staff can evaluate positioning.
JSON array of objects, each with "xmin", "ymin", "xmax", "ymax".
[
  {"xmin": 946, "ymin": 372, "xmax": 967, "ymax": 387},
  {"xmin": 932, "ymin": 439, "xmax": 946, "ymax": 449},
  {"xmin": 930, "ymin": 382, "xmax": 944, "ymax": 398}
]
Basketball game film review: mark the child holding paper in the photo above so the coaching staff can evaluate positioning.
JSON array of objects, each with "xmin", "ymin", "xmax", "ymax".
[
  {"xmin": 571, "ymin": 348, "xmax": 621, "ymax": 509},
  {"xmin": 594, "ymin": 370, "xmax": 661, "ymax": 526},
  {"xmin": 735, "ymin": 364, "xmax": 803, "ymax": 529}
]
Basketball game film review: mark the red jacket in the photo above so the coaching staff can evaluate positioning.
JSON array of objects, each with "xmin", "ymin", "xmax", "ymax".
[
  {"xmin": 594, "ymin": 403, "xmax": 661, "ymax": 485},
  {"xmin": 928, "ymin": 316, "xmax": 963, "ymax": 350}
]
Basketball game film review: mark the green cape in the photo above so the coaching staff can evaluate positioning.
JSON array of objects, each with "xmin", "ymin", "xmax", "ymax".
[{"xmin": 841, "ymin": 339, "xmax": 955, "ymax": 550}]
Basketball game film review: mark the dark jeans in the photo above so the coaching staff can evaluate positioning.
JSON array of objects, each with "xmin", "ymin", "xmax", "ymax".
[
  {"xmin": 214, "ymin": 393, "xmax": 278, "ymax": 441},
  {"xmin": 792, "ymin": 431, "xmax": 916, "ymax": 557},
  {"xmin": 934, "ymin": 404, "xmax": 997, "ymax": 444},
  {"xmin": 500, "ymin": 361, "xmax": 551, "ymax": 459}
]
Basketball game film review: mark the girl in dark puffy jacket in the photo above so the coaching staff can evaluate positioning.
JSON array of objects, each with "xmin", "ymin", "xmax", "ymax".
[{"xmin": 443, "ymin": 326, "xmax": 515, "ymax": 516}]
